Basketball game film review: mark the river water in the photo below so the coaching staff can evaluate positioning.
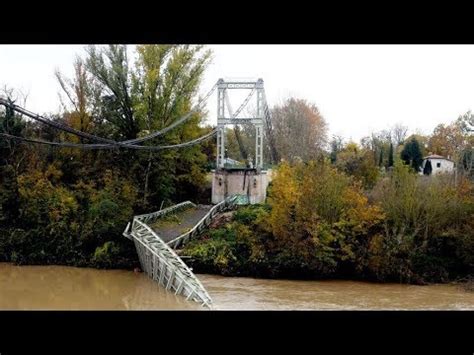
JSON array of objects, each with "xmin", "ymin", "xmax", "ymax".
[{"xmin": 0, "ymin": 263, "xmax": 472, "ymax": 310}]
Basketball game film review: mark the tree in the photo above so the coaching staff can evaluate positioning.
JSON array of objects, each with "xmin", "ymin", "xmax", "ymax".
[
  {"xmin": 55, "ymin": 57, "xmax": 92, "ymax": 135},
  {"xmin": 78, "ymin": 45, "xmax": 212, "ymax": 207},
  {"xmin": 428, "ymin": 113, "xmax": 473, "ymax": 178},
  {"xmin": 85, "ymin": 45, "xmax": 138, "ymax": 140},
  {"xmin": 455, "ymin": 111, "xmax": 473, "ymax": 178},
  {"xmin": 457, "ymin": 110, "xmax": 474, "ymax": 133},
  {"xmin": 392, "ymin": 123, "xmax": 408, "ymax": 146},
  {"xmin": 423, "ymin": 159, "xmax": 432, "ymax": 175},
  {"xmin": 361, "ymin": 130, "xmax": 392, "ymax": 167},
  {"xmin": 329, "ymin": 135, "xmax": 344, "ymax": 164},
  {"xmin": 428, "ymin": 123, "xmax": 465, "ymax": 160},
  {"xmin": 335, "ymin": 142, "xmax": 379, "ymax": 189},
  {"xmin": 400, "ymin": 136, "xmax": 423, "ymax": 172},
  {"xmin": 388, "ymin": 142, "xmax": 394, "ymax": 168},
  {"xmin": 270, "ymin": 98, "xmax": 328, "ymax": 162},
  {"xmin": 266, "ymin": 160, "xmax": 384, "ymax": 275},
  {"xmin": 0, "ymin": 87, "xmax": 28, "ymax": 223}
]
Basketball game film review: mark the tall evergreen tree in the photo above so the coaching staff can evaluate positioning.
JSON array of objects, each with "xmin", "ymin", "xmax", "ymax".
[
  {"xmin": 388, "ymin": 142, "xmax": 394, "ymax": 167},
  {"xmin": 423, "ymin": 159, "xmax": 432, "ymax": 175},
  {"xmin": 400, "ymin": 137, "xmax": 423, "ymax": 172}
]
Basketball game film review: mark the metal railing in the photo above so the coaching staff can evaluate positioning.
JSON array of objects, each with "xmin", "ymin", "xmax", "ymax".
[
  {"xmin": 167, "ymin": 195, "xmax": 238, "ymax": 249},
  {"xmin": 123, "ymin": 196, "xmax": 238, "ymax": 308},
  {"xmin": 126, "ymin": 218, "xmax": 212, "ymax": 308}
]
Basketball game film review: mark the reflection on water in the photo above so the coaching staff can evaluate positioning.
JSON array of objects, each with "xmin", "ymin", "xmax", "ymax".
[{"xmin": 0, "ymin": 264, "xmax": 472, "ymax": 310}]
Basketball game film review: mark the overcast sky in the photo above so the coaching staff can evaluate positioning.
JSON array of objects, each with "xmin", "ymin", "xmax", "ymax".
[{"xmin": 1, "ymin": 45, "xmax": 473, "ymax": 142}]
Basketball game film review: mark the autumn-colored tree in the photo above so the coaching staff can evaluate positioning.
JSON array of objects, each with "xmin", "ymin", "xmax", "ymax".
[
  {"xmin": 335, "ymin": 142, "xmax": 379, "ymax": 188},
  {"xmin": 184, "ymin": 155, "xmax": 473, "ymax": 283},
  {"xmin": 360, "ymin": 129, "xmax": 392, "ymax": 169},
  {"xmin": 428, "ymin": 112, "xmax": 473, "ymax": 177},
  {"xmin": 265, "ymin": 160, "xmax": 384, "ymax": 275},
  {"xmin": 269, "ymin": 98, "xmax": 328, "ymax": 162},
  {"xmin": 428, "ymin": 123, "xmax": 465, "ymax": 160},
  {"xmin": 55, "ymin": 58, "xmax": 92, "ymax": 136}
]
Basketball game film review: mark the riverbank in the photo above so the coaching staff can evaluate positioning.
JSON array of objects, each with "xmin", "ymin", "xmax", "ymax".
[
  {"xmin": 181, "ymin": 200, "xmax": 473, "ymax": 285},
  {"xmin": 0, "ymin": 263, "xmax": 473, "ymax": 310}
]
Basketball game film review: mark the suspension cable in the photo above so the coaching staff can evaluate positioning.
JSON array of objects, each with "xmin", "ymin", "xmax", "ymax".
[
  {"xmin": 0, "ymin": 81, "xmax": 218, "ymax": 147},
  {"xmin": 123, "ymin": 83, "xmax": 218, "ymax": 144},
  {"xmin": 231, "ymin": 87, "xmax": 255, "ymax": 119},
  {"xmin": 0, "ymin": 129, "xmax": 218, "ymax": 151},
  {"xmin": 0, "ymin": 82, "xmax": 257, "ymax": 151},
  {"xmin": 0, "ymin": 81, "xmax": 259, "ymax": 152}
]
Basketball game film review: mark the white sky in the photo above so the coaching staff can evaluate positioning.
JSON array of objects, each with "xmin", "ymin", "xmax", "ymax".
[{"xmin": 1, "ymin": 45, "xmax": 473, "ymax": 141}]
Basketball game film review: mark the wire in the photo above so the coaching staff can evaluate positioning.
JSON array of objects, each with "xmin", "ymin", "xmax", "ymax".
[
  {"xmin": 229, "ymin": 87, "xmax": 256, "ymax": 119},
  {"xmin": 0, "ymin": 129, "xmax": 218, "ymax": 151},
  {"xmin": 123, "ymin": 83, "xmax": 218, "ymax": 144},
  {"xmin": 0, "ymin": 81, "xmax": 218, "ymax": 147},
  {"xmin": 0, "ymin": 82, "xmax": 266, "ymax": 153}
]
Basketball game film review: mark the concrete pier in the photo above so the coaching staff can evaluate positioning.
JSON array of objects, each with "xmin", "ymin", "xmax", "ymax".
[{"xmin": 211, "ymin": 168, "xmax": 270, "ymax": 204}]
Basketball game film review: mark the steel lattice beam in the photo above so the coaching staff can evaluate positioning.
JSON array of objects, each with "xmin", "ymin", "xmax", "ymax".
[{"xmin": 216, "ymin": 78, "xmax": 266, "ymax": 169}]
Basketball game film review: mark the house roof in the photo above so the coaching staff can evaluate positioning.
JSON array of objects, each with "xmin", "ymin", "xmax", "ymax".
[{"xmin": 423, "ymin": 154, "xmax": 454, "ymax": 162}]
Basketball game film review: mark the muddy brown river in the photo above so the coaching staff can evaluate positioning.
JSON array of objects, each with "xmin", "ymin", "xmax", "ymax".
[{"xmin": 0, "ymin": 263, "xmax": 472, "ymax": 310}]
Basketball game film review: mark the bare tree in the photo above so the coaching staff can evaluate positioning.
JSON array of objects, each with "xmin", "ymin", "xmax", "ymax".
[{"xmin": 392, "ymin": 122, "xmax": 408, "ymax": 146}]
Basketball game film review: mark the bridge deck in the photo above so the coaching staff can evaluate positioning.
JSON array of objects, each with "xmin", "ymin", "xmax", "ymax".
[{"xmin": 149, "ymin": 205, "xmax": 212, "ymax": 243}]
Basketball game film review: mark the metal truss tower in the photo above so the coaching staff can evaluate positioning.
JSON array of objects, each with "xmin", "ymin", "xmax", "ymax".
[{"xmin": 216, "ymin": 78, "xmax": 265, "ymax": 170}]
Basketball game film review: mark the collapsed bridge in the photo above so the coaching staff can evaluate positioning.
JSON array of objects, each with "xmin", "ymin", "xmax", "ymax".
[
  {"xmin": 123, "ymin": 196, "xmax": 241, "ymax": 308},
  {"xmin": 1, "ymin": 77, "xmax": 274, "ymax": 308}
]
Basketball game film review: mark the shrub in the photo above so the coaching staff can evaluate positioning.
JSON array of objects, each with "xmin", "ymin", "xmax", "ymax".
[{"xmin": 369, "ymin": 162, "xmax": 474, "ymax": 282}]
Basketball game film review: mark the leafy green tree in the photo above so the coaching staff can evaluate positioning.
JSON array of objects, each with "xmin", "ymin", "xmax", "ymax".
[
  {"xmin": 0, "ymin": 88, "xmax": 28, "ymax": 223},
  {"xmin": 400, "ymin": 136, "xmax": 423, "ymax": 172},
  {"xmin": 79, "ymin": 45, "xmax": 212, "ymax": 207}
]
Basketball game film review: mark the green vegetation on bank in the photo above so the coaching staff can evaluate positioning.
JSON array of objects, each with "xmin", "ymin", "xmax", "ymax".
[{"xmin": 184, "ymin": 161, "xmax": 473, "ymax": 284}]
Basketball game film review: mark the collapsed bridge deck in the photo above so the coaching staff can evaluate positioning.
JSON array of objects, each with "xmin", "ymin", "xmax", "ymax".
[
  {"xmin": 123, "ymin": 196, "xmax": 239, "ymax": 308},
  {"xmin": 149, "ymin": 205, "xmax": 213, "ymax": 244}
]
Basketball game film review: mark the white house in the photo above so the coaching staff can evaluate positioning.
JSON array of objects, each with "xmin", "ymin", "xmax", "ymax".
[{"xmin": 421, "ymin": 154, "xmax": 455, "ymax": 175}]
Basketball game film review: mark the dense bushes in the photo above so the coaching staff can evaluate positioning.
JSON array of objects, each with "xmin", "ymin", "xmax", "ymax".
[
  {"xmin": 0, "ymin": 165, "xmax": 140, "ymax": 268},
  {"xmin": 184, "ymin": 206, "xmax": 271, "ymax": 276},
  {"xmin": 184, "ymin": 160, "xmax": 473, "ymax": 283},
  {"xmin": 368, "ymin": 162, "xmax": 474, "ymax": 282}
]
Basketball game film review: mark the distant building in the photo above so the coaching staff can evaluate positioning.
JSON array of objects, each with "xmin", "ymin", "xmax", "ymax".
[{"xmin": 421, "ymin": 154, "xmax": 454, "ymax": 175}]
